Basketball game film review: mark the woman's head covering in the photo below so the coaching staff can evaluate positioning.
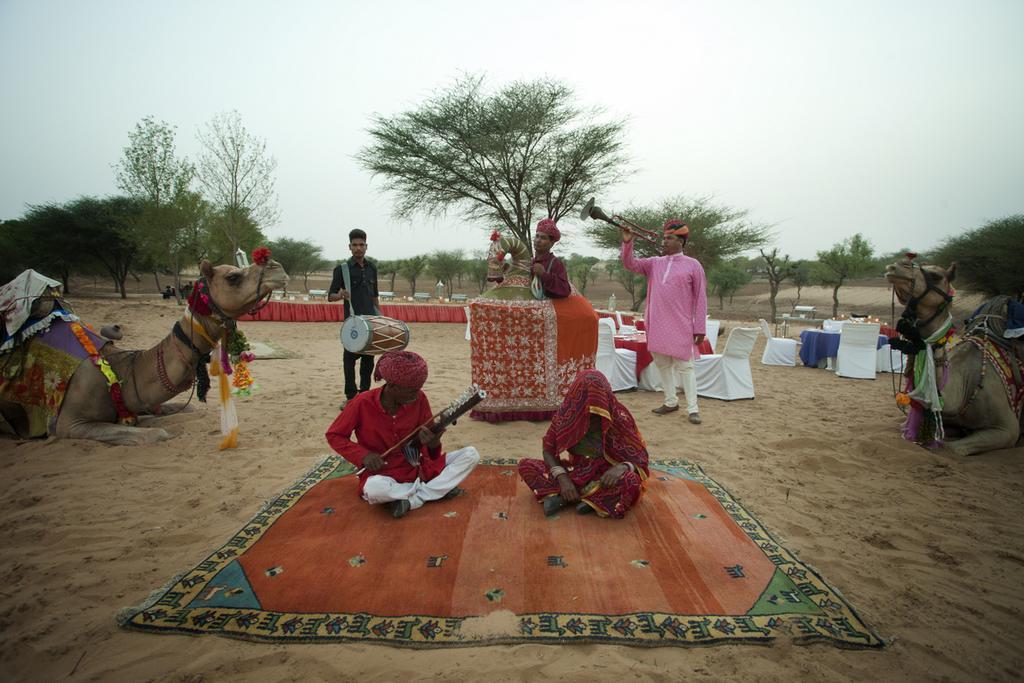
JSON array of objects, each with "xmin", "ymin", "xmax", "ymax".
[
  {"xmin": 536, "ymin": 218, "xmax": 561, "ymax": 242},
  {"xmin": 374, "ymin": 350, "xmax": 428, "ymax": 389},
  {"xmin": 544, "ymin": 369, "xmax": 649, "ymax": 474},
  {"xmin": 546, "ymin": 370, "xmax": 616, "ymax": 453},
  {"xmin": 663, "ymin": 219, "xmax": 689, "ymax": 238}
]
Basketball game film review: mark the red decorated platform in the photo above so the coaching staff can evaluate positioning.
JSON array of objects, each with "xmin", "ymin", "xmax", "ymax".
[{"xmin": 239, "ymin": 301, "xmax": 468, "ymax": 323}]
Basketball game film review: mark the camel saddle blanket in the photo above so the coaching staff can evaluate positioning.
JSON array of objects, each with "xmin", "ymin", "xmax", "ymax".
[
  {"xmin": 0, "ymin": 319, "xmax": 108, "ymax": 437},
  {"xmin": 971, "ymin": 337, "xmax": 1024, "ymax": 418}
]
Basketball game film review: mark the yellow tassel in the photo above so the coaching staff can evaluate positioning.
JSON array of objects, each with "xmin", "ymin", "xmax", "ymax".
[{"xmin": 219, "ymin": 427, "xmax": 239, "ymax": 450}]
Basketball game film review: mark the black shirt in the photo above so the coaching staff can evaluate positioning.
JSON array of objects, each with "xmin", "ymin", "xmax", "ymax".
[{"xmin": 330, "ymin": 258, "xmax": 379, "ymax": 319}]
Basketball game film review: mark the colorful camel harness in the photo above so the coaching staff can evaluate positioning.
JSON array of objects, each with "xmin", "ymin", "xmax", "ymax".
[{"xmin": 895, "ymin": 266, "xmax": 1024, "ymax": 447}]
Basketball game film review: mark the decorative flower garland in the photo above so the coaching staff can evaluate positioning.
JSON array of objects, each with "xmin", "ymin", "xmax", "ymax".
[{"xmin": 70, "ymin": 321, "xmax": 136, "ymax": 425}]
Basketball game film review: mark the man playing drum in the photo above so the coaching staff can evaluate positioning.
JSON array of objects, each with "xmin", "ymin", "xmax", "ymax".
[
  {"xmin": 330, "ymin": 228, "xmax": 380, "ymax": 408},
  {"xmin": 326, "ymin": 351, "xmax": 480, "ymax": 519}
]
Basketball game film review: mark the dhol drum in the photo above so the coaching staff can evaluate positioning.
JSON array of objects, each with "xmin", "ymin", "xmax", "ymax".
[{"xmin": 341, "ymin": 315, "xmax": 410, "ymax": 355}]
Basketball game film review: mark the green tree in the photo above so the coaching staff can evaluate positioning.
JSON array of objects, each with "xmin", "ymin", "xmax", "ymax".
[
  {"xmin": 358, "ymin": 75, "xmax": 628, "ymax": 253},
  {"xmin": 5, "ymin": 206, "xmax": 90, "ymax": 292},
  {"xmin": 565, "ymin": 254, "xmax": 600, "ymax": 296},
  {"xmin": 375, "ymin": 259, "xmax": 401, "ymax": 292},
  {"xmin": 585, "ymin": 195, "xmax": 772, "ymax": 270},
  {"xmin": 114, "ymin": 115, "xmax": 196, "ymax": 297},
  {"xmin": 268, "ymin": 237, "xmax": 328, "ymax": 290},
  {"xmin": 604, "ymin": 260, "xmax": 646, "ymax": 311},
  {"xmin": 68, "ymin": 196, "xmax": 147, "ymax": 299},
  {"xmin": 399, "ymin": 255, "xmax": 429, "ymax": 295},
  {"xmin": 707, "ymin": 260, "xmax": 753, "ymax": 308},
  {"xmin": 814, "ymin": 234, "xmax": 875, "ymax": 318},
  {"xmin": 427, "ymin": 249, "xmax": 465, "ymax": 298},
  {"xmin": 929, "ymin": 216, "xmax": 1024, "ymax": 299},
  {"xmin": 196, "ymin": 110, "xmax": 279, "ymax": 253},
  {"xmin": 760, "ymin": 247, "xmax": 794, "ymax": 322},
  {"xmin": 791, "ymin": 259, "xmax": 813, "ymax": 303},
  {"xmin": 467, "ymin": 250, "xmax": 491, "ymax": 294},
  {"xmin": 203, "ymin": 206, "xmax": 267, "ymax": 264}
]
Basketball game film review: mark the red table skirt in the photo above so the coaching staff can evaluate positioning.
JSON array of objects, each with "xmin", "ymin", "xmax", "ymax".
[
  {"xmin": 239, "ymin": 301, "xmax": 468, "ymax": 323},
  {"xmin": 615, "ymin": 334, "xmax": 713, "ymax": 378}
]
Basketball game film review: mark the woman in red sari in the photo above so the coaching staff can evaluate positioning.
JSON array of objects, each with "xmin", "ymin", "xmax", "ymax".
[{"xmin": 518, "ymin": 369, "xmax": 649, "ymax": 518}]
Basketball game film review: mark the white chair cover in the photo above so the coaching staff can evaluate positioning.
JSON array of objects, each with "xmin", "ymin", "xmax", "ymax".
[
  {"xmin": 464, "ymin": 306, "xmax": 471, "ymax": 341},
  {"xmin": 758, "ymin": 318, "xmax": 797, "ymax": 366},
  {"xmin": 835, "ymin": 322, "xmax": 880, "ymax": 379},
  {"xmin": 614, "ymin": 311, "xmax": 638, "ymax": 335},
  {"xmin": 822, "ymin": 319, "xmax": 846, "ymax": 332},
  {"xmin": 693, "ymin": 327, "xmax": 760, "ymax": 400},
  {"xmin": 876, "ymin": 342, "xmax": 908, "ymax": 373},
  {"xmin": 705, "ymin": 319, "xmax": 721, "ymax": 352},
  {"xmin": 595, "ymin": 318, "xmax": 638, "ymax": 391}
]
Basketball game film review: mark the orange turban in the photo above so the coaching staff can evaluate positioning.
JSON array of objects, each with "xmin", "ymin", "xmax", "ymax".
[{"xmin": 663, "ymin": 219, "xmax": 689, "ymax": 237}]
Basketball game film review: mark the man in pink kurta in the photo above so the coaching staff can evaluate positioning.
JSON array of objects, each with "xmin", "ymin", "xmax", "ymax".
[{"xmin": 620, "ymin": 219, "xmax": 708, "ymax": 423}]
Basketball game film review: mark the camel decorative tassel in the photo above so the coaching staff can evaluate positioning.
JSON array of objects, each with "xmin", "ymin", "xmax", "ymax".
[{"xmin": 209, "ymin": 353, "xmax": 239, "ymax": 450}]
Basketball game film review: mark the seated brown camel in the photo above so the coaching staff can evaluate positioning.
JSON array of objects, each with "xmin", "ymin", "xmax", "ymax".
[
  {"xmin": 0, "ymin": 257, "xmax": 288, "ymax": 445},
  {"xmin": 885, "ymin": 255, "xmax": 1023, "ymax": 456}
]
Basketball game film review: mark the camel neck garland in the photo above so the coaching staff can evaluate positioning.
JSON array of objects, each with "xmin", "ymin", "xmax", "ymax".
[{"xmin": 69, "ymin": 321, "xmax": 136, "ymax": 425}]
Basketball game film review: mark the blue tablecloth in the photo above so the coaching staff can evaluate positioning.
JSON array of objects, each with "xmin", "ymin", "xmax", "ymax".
[{"xmin": 799, "ymin": 330, "xmax": 887, "ymax": 367}]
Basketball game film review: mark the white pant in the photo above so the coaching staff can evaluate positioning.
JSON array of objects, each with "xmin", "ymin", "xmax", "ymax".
[
  {"xmin": 652, "ymin": 352, "xmax": 698, "ymax": 414},
  {"xmin": 362, "ymin": 446, "xmax": 480, "ymax": 510}
]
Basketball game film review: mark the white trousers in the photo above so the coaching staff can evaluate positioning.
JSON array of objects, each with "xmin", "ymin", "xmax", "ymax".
[
  {"xmin": 652, "ymin": 352, "xmax": 698, "ymax": 414},
  {"xmin": 362, "ymin": 446, "xmax": 480, "ymax": 510}
]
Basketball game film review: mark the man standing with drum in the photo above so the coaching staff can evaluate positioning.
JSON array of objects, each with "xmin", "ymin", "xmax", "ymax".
[{"xmin": 330, "ymin": 229, "xmax": 380, "ymax": 408}]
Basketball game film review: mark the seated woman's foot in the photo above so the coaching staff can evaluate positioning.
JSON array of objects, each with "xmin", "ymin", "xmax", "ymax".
[
  {"xmin": 442, "ymin": 487, "xmax": 465, "ymax": 500},
  {"xmin": 576, "ymin": 502, "xmax": 594, "ymax": 515},
  {"xmin": 542, "ymin": 496, "xmax": 566, "ymax": 517},
  {"xmin": 391, "ymin": 500, "xmax": 411, "ymax": 519}
]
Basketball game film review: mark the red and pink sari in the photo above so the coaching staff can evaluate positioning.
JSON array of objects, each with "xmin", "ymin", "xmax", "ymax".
[{"xmin": 518, "ymin": 370, "xmax": 649, "ymax": 518}]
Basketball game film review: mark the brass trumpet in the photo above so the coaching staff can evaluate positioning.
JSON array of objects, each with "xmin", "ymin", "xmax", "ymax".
[{"xmin": 579, "ymin": 197, "xmax": 662, "ymax": 247}]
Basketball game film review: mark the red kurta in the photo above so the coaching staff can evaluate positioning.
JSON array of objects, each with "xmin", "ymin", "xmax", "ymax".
[{"xmin": 325, "ymin": 387, "xmax": 444, "ymax": 494}]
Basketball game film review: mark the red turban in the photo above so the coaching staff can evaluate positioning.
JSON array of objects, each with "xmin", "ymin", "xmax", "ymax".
[
  {"xmin": 663, "ymin": 219, "xmax": 689, "ymax": 237},
  {"xmin": 536, "ymin": 218, "xmax": 561, "ymax": 242},
  {"xmin": 374, "ymin": 351, "xmax": 428, "ymax": 389}
]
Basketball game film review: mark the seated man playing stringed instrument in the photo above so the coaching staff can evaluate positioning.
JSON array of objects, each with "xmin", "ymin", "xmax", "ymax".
[
  {"xmin": 325, "ymin": 351, "xmax": 480, "ymax": 519},
  {"xmin": 518, "ymin": 369, "xmax": 649, "ymax": 518}
]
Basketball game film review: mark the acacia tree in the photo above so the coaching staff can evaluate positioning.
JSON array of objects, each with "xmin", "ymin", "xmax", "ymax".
[
  {"xmin": 7, "ymin": 205, "xmax": 88, "ymax": 292},
  {"xmin": 358, "ymin": 75, "xmax": 628, "ymax": 253},
  {"xmin": 427, "ymin": 249, "xmax": 465, "ymax": 298},
  {"xmin": 814, "ymin": 234, "xmax": 875, "ymax": 318},
  {"xmin": 196, "ymin": 111, "xmax": 279, "ymax": 253},
  {"xmin": 68, "ymin": 196, "xmax": 147, "ymax": 299},
  {"xmin": 565, "ymin": 254, "xmax": 600, "ymax": 296},
  {"xmin": 467, "ymin": 250, "xmax": 490, "ymax": 294},
  {"xmin": 268, "ymin": 237, "xmax": 329, "ymax": 290},
  {"xmin": 604, "ymin": 261, "xmax": 646, "ymax": 311},
  {"xmin": 585, "ymin": 195, "xmax": 772, "ymax": 270},
  {"xmin": 760, "ymin": 247, "xmax": 794, "ymax": 322},
  {"xmin": 929, "ymin": 215, "xmax": 1024, "ymax": 299},
  {"xmin": 399, "ymin": 255, "xmax": 429, "ymax": 295},
  {"xmin": 708, "ymin": 260, "xmax": 753, "ymax": 308},
  {"xmin": 791, "ymin": 260, "xmax": 812, "ymax": 303},
  {"xmin": 375, "ymin": 259, "xmax": 400, "ymax": 292}
]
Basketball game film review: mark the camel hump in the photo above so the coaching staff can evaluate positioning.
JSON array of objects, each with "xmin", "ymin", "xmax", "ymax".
[{"xmin": 965, "ymin": 295, "xmax": 1024, "ymax": 347}]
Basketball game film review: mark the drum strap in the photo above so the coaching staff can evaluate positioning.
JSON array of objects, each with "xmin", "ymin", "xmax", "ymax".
[{"xmin": 340, "ymin": 262, "xmax": 352, "ymax": 310}]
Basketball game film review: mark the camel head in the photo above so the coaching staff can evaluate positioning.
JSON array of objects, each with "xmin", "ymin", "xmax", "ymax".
[
  {"xmin": 196, "ymin": 256, "xmax": 289, "ymax": 320},
  {"xmin": 885, "ymin": 254, "xmax": 956, "ymax": 323}
]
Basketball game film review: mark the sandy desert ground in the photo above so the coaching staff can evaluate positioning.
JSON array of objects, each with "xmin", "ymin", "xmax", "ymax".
[{"xmin": 1, "ymin": 293, "xmax": 1022, "ymax": 682}]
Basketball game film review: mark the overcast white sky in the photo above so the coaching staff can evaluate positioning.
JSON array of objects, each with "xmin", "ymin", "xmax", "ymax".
[{"xmin": 1, "ymin": 0, "xmax": 1021, "ymax": 263}]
